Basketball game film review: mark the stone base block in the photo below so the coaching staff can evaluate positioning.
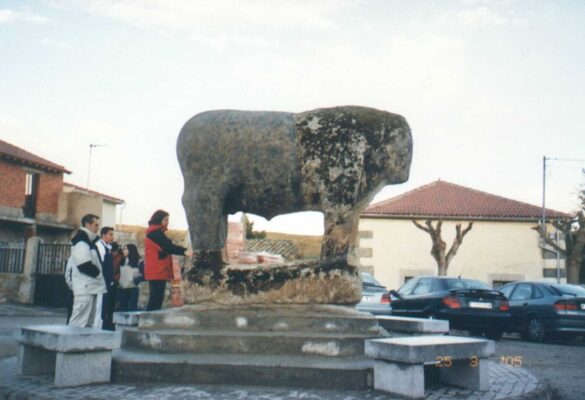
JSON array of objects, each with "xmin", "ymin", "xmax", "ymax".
[
  {"xmin": 373, "ymin": 360, "xmax": 425, "ymax": 399},
  {"xmin": 54, "ymin": 351, "xmax": 112, "ymax": 387},
  {"xmin": 18, "ymin": 344, "xmax": 112, "ymax": 387}
]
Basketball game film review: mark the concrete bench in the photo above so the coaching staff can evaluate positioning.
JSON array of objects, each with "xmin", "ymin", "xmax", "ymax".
[
  {"xmin": 375, "ymin": 316, "xmax": 449, "ymax": 336},
  {"xmin": 365, "ymin": 335, "xmax": 494, "ymax": 399},
  {"xmin": 17, "ymin": 325, "xmax": 121, "ymax": 387}
]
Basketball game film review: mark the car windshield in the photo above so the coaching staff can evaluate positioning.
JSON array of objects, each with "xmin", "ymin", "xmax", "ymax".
[
  {"xmin": 551, "ymin": 284, "xmax": 585, "ymax": 297},
  {"xmin": 361, "ymin": 272, "xmax": 384, "ymax": 287},
  {"xmin": 444, "ymin": 278, "xmax": 491, "ymax": 290}
]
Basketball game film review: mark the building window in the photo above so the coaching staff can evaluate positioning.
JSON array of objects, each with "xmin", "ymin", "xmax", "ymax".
[
  {"xmin": 492, "ymin": 280, "xmax": 514, "ymax": 289},
  {"xmin": 23, "ymin": 172, "xmax": 39, "ymax": 218},
  {"xmin": 25, "ymin": 173, "xmax": 34, "ymax": 195}
]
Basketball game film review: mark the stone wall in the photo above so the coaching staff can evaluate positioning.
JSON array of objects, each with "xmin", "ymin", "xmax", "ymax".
[{"xmin": 0, "ymin": 273, "xmax": 22, "ymax": 302}]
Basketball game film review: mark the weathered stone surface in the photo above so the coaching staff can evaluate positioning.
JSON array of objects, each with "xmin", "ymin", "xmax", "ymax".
[
  {"xmin": 182, "ymin": 259, "xmax": 362, "ymax": 305},
  {"xmin": 177, "ymin": 106, "xmax": 412, "ymax": 304}
]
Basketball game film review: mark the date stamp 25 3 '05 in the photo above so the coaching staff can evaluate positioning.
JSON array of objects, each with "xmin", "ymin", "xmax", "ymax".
[{"xmin": 434, "ymin": 355, "xmax": 523, "ymax": 368}]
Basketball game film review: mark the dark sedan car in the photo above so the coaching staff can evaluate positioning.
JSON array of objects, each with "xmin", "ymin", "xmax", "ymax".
[
  {"xmin": 355, "ymin": 272, "xmax": 392, "ymax": 315},
  {"xmin": 499, "ymin": 281, "xmax": 585, "ymax": 342},
  {"xmin": 390, "ymin": 276, "xmax": 510, "ymax": 340}
]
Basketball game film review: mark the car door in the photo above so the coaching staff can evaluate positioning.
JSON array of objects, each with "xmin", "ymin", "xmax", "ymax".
[
  {"xmin": 405, "ymin": 278, "xmax": 436, "ymax": 317},
  {"xmin": 508, "ymin": 283, "xmax": 532, "ymax": 331},
  {"xmin": 390, "ymin": 278, "xmax": 419, "ymax": 316}
]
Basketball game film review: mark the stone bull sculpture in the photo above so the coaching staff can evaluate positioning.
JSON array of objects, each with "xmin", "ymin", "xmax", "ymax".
[{"xmin": 177, "ymin": 106, "xmax": 412, "ymax": 304}]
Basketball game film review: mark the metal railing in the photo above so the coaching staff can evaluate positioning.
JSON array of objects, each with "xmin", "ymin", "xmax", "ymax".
[
  {"xmin": 0, "ymin": 241, "xmax": 25, "ymax": 273},
  {"xmin": 37, "ymin": 243, "xmax": 71, "ymax": 275}
]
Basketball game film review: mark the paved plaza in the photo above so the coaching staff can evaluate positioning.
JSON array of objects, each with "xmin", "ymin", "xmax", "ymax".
[{"xmin": 0, "ymin": 304, "xmax": 552, "ymax": 400}]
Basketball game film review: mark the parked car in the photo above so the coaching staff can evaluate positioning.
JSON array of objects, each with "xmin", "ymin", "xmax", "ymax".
[
  {"xmin": 355, "ymin": 272, "xmax": 392, "ymax": 315},
  {"xmin": 498, "ymin": 281, "xmax": 585, "ymax": 342},
  {"xmin": 389, "ymin": 276, "xmax": 510, "ymax": 340}
]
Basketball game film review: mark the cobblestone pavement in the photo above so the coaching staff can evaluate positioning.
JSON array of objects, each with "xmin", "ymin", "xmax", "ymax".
[
  {"xmin": 0, "ymin": 304, "xmax": 551, "ymax": 400},
  {"xmin": 496, "ymin": 335, "xmax": 584, "ymax": 400},
  {"xmin": 0, "ymin": 357, "xmax": 549, "ymax": 400}
]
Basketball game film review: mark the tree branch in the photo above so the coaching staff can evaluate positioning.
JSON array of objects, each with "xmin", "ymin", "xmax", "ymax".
[
  {"xmin": 532, "ymin": 224, "xmax": 567, "ymax": 256},
  {"xmin": 446, "ymin": 222, "xmax": 473, "ymax": 265},
  {"xmin": 412, "ymin": 220, "xmax": 430, "ymax": 233}
]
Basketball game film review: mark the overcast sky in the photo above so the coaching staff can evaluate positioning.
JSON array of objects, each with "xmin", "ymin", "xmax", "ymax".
[{"xmin": 1, "ymin": 0, "xmax": 584, "ymax": 235}]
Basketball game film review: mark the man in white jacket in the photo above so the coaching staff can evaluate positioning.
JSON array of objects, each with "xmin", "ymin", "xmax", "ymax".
[{"xmin": 65, "ymin": 214, "xmax": 107, "ymax": 328}]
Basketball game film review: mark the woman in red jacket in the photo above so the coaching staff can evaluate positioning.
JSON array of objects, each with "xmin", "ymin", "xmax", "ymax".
[{"xmin": 144, "ymin": 209, "xmax": 190, "ymax": 311}]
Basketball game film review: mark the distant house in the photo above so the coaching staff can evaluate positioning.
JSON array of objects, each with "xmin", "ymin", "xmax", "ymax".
[
  {"xmin": 61, "ymin": 182, "xmax": 124, "ymax": 229},
  {"xmin": 358, "ymin": 180, "xmax": 570, "ymax": 290},
  {"xmin": 0, "ymin": 138, "xmax": 123, "ymax": 243}
]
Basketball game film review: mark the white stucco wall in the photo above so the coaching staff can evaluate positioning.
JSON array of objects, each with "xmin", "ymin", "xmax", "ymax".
[
  {"xmin": 358, "ymin": 217, "xmax": 565, "ymax": 290},
  {"xmin": 101, "ymin": 201, "xmax": 118, "ymax": 228}
]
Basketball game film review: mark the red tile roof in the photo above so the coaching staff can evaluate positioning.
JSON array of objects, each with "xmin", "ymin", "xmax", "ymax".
[
  {"xmin": 362, "ymin": 180, "xmax": 570, "ymax": 221},
  {"xmin": 0, "ymin": 138, "xmax": 71, "ymax": 174},
  {"xmin": 64, "ymin": 182, "xmax": 125, "ymax": 204}
]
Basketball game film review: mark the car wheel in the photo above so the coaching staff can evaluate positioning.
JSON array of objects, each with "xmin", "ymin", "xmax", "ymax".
[
  {"xmin": 485, "ymin": 329, "xmax": 504, "ymax": 341},
  {"xmin": 526, "ymin": 317, "xmax": 545, "ymax": 342}
]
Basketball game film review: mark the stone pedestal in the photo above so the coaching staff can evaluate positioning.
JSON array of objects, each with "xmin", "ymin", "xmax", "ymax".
[
  {"xmin": 112, "ymin": 304, "xmax": 387, "ymax": 389},
  {"xmin": 181, "ymin": 258, "xmax": 361, "ymax": 305}
]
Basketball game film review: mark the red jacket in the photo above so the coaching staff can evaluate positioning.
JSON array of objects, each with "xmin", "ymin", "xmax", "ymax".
[{"xmin": 144, "ymin": 224, "xmax": 186, "ymax": 281}]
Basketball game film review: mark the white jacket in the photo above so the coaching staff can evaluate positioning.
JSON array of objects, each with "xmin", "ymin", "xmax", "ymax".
[
  {"xmin": 65, "ymin": 228, "xmax": 107, "ymax": 296},
  {"xmin": 118, "ymin": 263, "xmax": 142, "ymax": 289}
]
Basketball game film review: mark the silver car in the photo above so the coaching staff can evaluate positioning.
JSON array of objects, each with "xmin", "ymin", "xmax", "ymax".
[{"xmin": 355, "ymin": 272, "xmax": 392, "ymax": 315}]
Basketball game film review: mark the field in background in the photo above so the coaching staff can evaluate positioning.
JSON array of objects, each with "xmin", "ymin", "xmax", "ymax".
[
  {"xmin": 116, "ymin": 225, "xmax": 322, "ymax": 259},
  {"xmin": 266, "ymin": 232, "xmax": 322, "ymax": 259}
]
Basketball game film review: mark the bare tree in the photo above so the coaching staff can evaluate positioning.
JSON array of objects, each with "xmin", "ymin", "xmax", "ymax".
[
  {"xmin": 534, "ymin": 172, "xmax": 585, "ymax": 284},
  {"xmin": 533, "ymin": 212, "xmax": 585, "ymax": 284},
  {"xmin": 412, "ymin": 219, "xmax": 474, "ymax": 276}
]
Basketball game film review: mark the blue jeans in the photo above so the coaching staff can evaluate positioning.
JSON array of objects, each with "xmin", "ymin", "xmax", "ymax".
[{"xmin": 117, "ymin": 287, "xmax": 139, "ymax": 312}]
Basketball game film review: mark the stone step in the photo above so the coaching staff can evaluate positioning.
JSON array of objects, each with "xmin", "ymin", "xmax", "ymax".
[
  {"xmin": 112, "ymin": 350, "xmax": 373, "ymax": 390},
  {"xmin": 122, "ymin": 329, "xmax": 367, "ymax": 357},
  {"xmin": 132, "ymin": 304, "xmax": 379, "ymax": 335}
]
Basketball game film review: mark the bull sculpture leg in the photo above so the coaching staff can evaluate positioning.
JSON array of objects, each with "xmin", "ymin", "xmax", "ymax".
[
  {"xmin": 320, "ymin": 209, "xmax": 360, "ymax": 269},
  {"xmin": 182, "ymin": 184, "xmax": 227, "ymax": 282}
]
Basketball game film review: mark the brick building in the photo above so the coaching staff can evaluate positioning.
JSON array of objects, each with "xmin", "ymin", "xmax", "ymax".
[
  {"xmin": 0, "ymin": 139, "xmax": 74, "ymax": 242},
  {"xmin": 0, "ymin": 138, "xmax": 123, "ymax": 243}
]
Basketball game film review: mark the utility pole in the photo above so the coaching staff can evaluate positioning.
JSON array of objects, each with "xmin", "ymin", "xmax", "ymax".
[
  {"xmin": 541, "ymin": 156, "xmax": 547, "ymax": 231},
  {"xmin": 86, "ymin": 144, "xmax": 107, "ymax": 191}
]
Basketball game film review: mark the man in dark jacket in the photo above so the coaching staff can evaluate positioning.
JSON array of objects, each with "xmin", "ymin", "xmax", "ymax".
[{"xmin": 96, "ymin": 227, "xmax": 116, "ymax": 330}]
